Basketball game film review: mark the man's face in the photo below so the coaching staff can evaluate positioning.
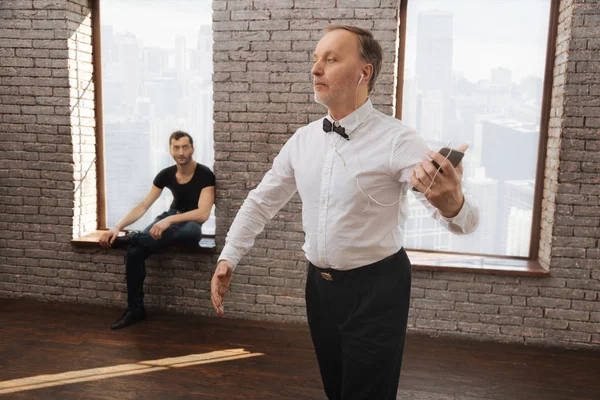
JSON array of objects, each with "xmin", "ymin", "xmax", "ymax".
[
  {"xmin": 312, "ymin": 29, "xmax": 364, "ymax": 109},
  {"xmin": 170, "ymin": 136, "xmax": 194, "ymax": 166}
]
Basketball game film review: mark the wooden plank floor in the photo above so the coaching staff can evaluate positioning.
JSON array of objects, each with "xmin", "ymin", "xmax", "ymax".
[{"xmin": 1, "ymin": 299, "xmax": 599, "ymax": 399}]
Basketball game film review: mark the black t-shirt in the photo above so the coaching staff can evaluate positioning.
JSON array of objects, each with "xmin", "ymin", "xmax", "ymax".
[{"xmin": 153, "ymin": 163, "xmax": 216, "ymax": 212}]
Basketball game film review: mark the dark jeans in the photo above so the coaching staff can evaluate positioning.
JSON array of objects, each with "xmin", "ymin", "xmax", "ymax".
[
  {"xmin": 305, "ymin": 249, "xmax": 412, "ymax": 400},
  {"xmin": 125, "ymin": 209, "xmax": 202, "ymax": 310}
]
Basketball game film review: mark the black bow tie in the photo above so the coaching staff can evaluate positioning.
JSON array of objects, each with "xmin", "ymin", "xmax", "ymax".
[{"xmin": 323, "ymin": 119, "xmax": 349, "ymax": 140}]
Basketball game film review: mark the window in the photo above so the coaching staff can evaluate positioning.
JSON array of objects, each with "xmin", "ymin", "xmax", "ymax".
[
  {"xmin": 98, "ymin": 0, "xmax": 215, "ymax": 234},
  {"xmin": 399, "ymin": 0, "xmax": 553, "ymax": 257}
]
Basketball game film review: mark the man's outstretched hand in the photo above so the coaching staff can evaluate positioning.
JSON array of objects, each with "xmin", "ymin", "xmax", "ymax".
[
  {"xmin": 211, "ymin": 260, "xmax": 233, "ymax": 316},
  {"xmin": 410, "ymin": 144, "xmax": 469, "ymax": 218}
]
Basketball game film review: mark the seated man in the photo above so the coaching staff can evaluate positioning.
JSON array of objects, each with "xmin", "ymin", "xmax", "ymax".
[{"xmin": 100, "ymin": 130, "xmax": 215, "ymax": 330}]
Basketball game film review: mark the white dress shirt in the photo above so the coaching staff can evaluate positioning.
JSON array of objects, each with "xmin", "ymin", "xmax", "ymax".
[{"xmin": 219, "ymin": 99, "xmax": 479, "ymax": 271}]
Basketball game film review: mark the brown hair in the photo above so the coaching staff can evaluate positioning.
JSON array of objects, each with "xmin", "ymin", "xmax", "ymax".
[
  {"xmin": 169, "ymin": 130, "xmax": 193, "ymax": 147},
  {"xmin": 325, "ymin": 24, "xmax": 383, "ymax": 94}
]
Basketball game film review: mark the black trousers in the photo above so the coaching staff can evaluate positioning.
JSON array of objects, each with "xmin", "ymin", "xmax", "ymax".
[
  {"xmin": 125, "ymin": 210, "xmax": 202, "ymax": 310},
  {"xmin": 305, "ymin": 249, "xmax": 412, "ymax": 400}
]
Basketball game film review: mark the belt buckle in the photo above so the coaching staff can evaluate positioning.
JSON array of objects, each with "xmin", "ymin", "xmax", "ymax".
[{"xmin": 320, "ymin": 272, "xmax": 333, "ymax": 281}]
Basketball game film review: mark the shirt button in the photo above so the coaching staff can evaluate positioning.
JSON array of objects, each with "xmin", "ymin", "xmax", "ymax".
[{"xmin": 321, "ymin": 199, "xmax": 327, "ymax": 205}]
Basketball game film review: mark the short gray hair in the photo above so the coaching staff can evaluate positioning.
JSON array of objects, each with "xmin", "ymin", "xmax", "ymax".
[{"xmin": 325, "ymin": 24, "xmax": 383, "ymax": 94}]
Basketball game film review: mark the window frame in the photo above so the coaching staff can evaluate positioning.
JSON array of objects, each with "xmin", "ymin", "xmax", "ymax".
[
  {"xmin": 91, "ymin": 0, "xmax": 215, "ymax": 238},
  {"xmin": 92, "ymin": 0, "xmax": 106, "ymax": 230},
  {"xmin": 395, "ymin": 0, "xmax": 560, "ymax": 261}
]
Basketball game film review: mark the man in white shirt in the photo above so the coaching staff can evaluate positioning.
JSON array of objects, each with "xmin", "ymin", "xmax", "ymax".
[{"xmin": 211, "ymin": 25, "xmax": 479, "ymax": 400}]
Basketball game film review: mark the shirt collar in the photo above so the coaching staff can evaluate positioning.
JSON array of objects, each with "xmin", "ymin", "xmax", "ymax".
[{"xmin": 325, "ymin": 98, "xmax": 373, "ymax": 137}]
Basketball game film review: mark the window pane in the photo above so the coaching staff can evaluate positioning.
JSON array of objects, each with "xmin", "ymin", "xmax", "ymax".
[
  {"xmin": 101, "ymin": 0, "xmax": 215, "ymax": 234},
  {"xmin": 401, "ymin": 0, "xmax": 551, "ymax": 256}
]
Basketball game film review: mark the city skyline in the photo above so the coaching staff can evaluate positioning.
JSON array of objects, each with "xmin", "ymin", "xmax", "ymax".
[
  {"xmin": 101, "ymin": 19, "xmax": 215, "ymax": 234},
  {"xmin": 403, "ymin": 2, "xmax": 551, "ymax": 257}
]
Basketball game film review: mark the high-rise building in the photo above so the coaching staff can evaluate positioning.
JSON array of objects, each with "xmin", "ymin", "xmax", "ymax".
[
  {"xmin": 520, "ymin": 75, "xmax": 544, "ymax": 106},
  {"xmin": 481, "ymin": 119, "xmax": 538, "ymax": 182},
  {"xmin": 453, "ymin": 167, "xmax": 498, "ymax": 254},
  {"xmin": 491, "ymin": 67, "xmax": 513, "ymax": 89},
  {"xmin": 416, "ymin": 11, "xmax": 453, "ymax": 98},
  {"xmin": 192, "ymin": 25, "xmax": 213, "ymax": 75},
  {"xmin": 101, "ymin": 25, "xmax": 114, "ymax": 63},
  {"xmin": 143, "ymin": 76, "xmax": 181, "ymax": 118},
  {"xmin": 479, "ymin": 119, "xmax": 538, "ymax": 249},
  {"xmin": 505, "ymin": 208, "xmax": 533, "ymax": 257},
  {"xmin": 503, "ymin": 180, "xmax": 535, "ymax": 256},
  {"xmin": 415, "ymin": 11, "xmax": 454, "ymax": 140},
  {"xmin": 142, "ymin": 47, "xmax": 170, "ymax": 75},
  {"xmin": 404, "ymin": 193, "xmax": 452, "ymax": 252},
  {"xmin": 455, "ymin": 97, "xmax": 486, "ymax": 149},
  {"xmin": 115, "ymin": 33, "xmax": 143, "ymax": 110},
  {"xmin": 104, "ymin": 120, "xmax": 152, "ymax": 230},
  {"xmin": 175, "ymin": 36, "xmax": 186, "ymax": 72},
  {"xmin": 419, "ymin": 90, "xmax": 445, "ymax": 140},
  {"xmin": 179, "ymin": 78, "xmax": 213, "ymax": 168},
  {"xmin": 400, "ymin": 70, "xmax": 417, "ymax": 125}
]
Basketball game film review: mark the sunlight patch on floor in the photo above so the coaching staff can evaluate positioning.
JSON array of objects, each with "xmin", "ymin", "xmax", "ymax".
[{"xmin": 0, "ymin": 349, "xmax": 263, "ymax": 394}]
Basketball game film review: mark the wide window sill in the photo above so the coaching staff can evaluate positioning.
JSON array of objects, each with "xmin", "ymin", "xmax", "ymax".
[
  {"xmin": 406, "ymin": 250, "xmax": 549, "ymax": 277},
  {"xmin": 71, "ymin": 232, "xmax": 548, "ymax": 275},
  {"xmin": 71, "ymin": 230, "xmax": 216, "ymax": 254}
]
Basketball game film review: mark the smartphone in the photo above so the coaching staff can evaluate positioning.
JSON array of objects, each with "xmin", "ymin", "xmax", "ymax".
[
  {"xmin": 411, "ymin": 147, "xmax": 465, "ymax": 192},
  {"xmin": 433, "ymin": 147, "xmax": 464, "ymax": 172}
]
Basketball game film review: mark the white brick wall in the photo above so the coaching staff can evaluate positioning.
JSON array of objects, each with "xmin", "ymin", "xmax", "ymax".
[{"xmin": 0, "ymin": 0, "xmax": 598, "ymax": 348}]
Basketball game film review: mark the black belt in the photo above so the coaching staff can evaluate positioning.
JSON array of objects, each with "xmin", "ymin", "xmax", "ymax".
[{"xmin": 311, "ymin": 252, "xmax": 399, "ymax": 282}]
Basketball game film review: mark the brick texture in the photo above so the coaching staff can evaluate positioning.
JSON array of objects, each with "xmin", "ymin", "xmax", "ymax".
[
  {"xmin": 0, "ymin": 0, "xmax": 599, "ymax": 348},
  {"xmin": 0, "ymin": 0, "xmax": 218, "ymax": 314}
]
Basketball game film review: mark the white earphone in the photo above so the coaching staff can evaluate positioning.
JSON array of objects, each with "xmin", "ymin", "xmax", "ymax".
[{"xmin": 358, "ymin": 72, "xmax": 364, "ymax": 85}]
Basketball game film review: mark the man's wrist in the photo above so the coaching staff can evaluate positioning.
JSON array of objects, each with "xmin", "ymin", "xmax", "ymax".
[
  {"xmin": 217, "ymin": 254, "xmax": 238, "ymax": 271},
  {"xmin": 439, "ymin": 193, "xmax": 465, "ymax": 219}
]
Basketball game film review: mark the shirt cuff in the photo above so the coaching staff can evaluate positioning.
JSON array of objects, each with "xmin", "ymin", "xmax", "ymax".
[
  {"xmin": 217, "ymin": 245, "xmax": 242, "ymax": 271},
  {"xmin": 439, "ymin": 197, "xmax": 471, "ymax": 229}
]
